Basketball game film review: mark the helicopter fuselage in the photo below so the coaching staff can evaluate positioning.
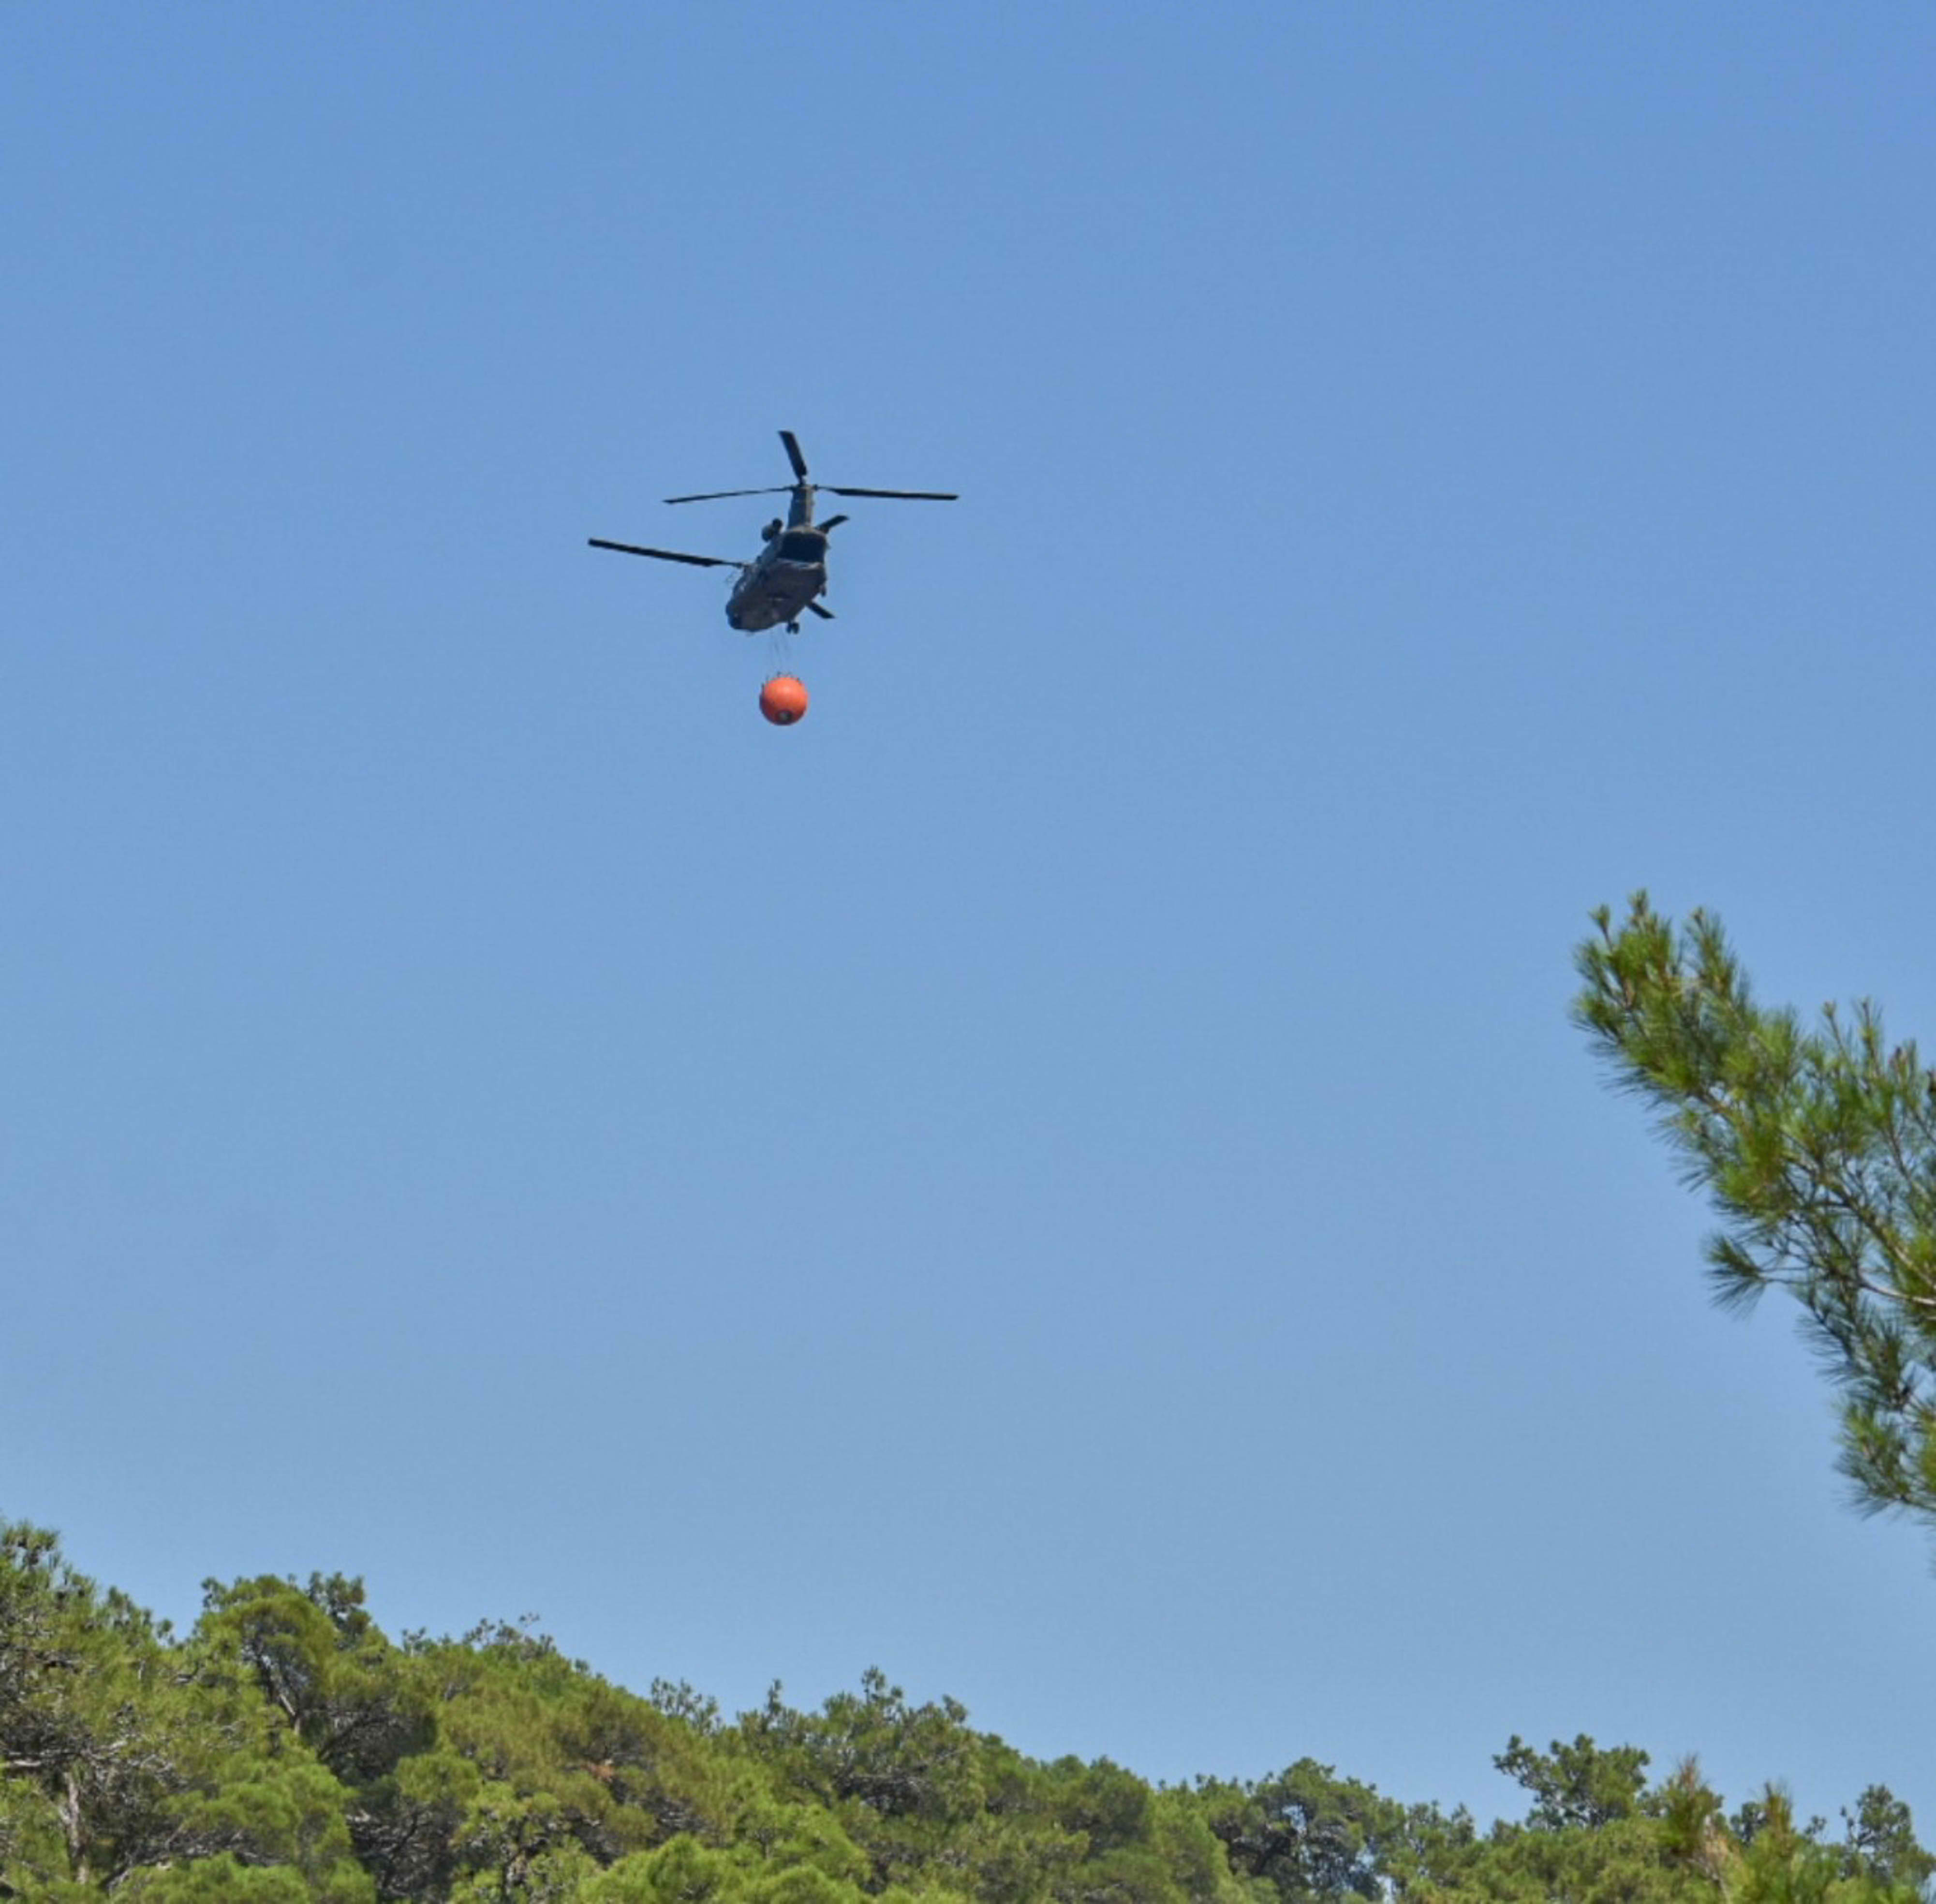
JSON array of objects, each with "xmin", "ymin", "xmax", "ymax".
[{"xmin": 726, "ymin": 527, "xmax": 828, "ymax": 632}]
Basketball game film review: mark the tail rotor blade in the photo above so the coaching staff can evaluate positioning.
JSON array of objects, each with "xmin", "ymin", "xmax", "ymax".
[
  {"xmin": 779, "ymin": 430, "xmax": 809, "ymax": 481},
  {"xmin": 821, "ymin": 485, "xmax": 959, "ymax": 501}
]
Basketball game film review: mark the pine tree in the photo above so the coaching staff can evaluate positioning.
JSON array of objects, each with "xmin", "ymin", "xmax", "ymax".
[{"xmin": 1574, "ymin": 894, "xmax": 1936, "ymax": 1526}]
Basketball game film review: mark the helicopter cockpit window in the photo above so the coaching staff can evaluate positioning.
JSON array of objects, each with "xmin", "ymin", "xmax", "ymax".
[{"xmin": 777, "ymin": 532, "xmax": 827, "ymax": 563}]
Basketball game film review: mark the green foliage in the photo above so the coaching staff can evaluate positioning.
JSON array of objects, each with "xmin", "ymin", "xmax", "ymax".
[
  {"xmin": 196, "ymin": 1573, "xmax": 434, "ymax": 1786},
  {"xmin": 158, "ymin": 1754, "xmax": 376, "ymax": 1901},
  {"xmin": 1197, "ymin": 1759, "xmax": 1407, "ymax": 1904},
  {"xmin": 1842, "ymin": 1787, "xmax": 1936, "ymax": 1893},
  {"xmin": 1409, "ymin": 1809, "xmax": 1714, "ymax": 1904},
  {"xmin": 1493, "ymin": 1737, "xmax": 1650, "ymax": 1833},
  {"xmin": 744, "ymin": 1669, "xmax": 986, "ymax": 1826},
  {"xmin": 579, "ymin": 1835, "xmax": 748, "ymax": 1904},
  {"xmin": 1574, "ymin": 894, "xmax": 1936, "ymax": 1524},
  {"xmin": 119, "ymin": 1854, "xmax": 321, "ymax": 1902},
  {"xmin": 1719, "ymin": 1785, "xmax": 1931, "ymax": 1904},
  {"xmin": 2, "ymin": 1519, "xmax": 1929, "ymax": 1903}
]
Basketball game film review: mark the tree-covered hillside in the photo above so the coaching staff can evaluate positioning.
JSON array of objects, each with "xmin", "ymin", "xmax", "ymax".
[{"xmin": 1, "ymin": 1524, "xmax": 1926, "ymax": 1904}]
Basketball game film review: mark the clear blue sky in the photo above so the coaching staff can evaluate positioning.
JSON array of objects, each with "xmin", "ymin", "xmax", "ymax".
[{"xmin": 6, "ymin": 0, "xmax": 1936, "ymax": 1837}]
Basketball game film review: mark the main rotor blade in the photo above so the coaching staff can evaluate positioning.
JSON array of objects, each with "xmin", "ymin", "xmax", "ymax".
[
  {"xmin": 588, "ymin": 538, "xmax": 739, "ymax": 568},
  {"xmin": 821, "ymin": 485, "xmax": 959, "ymax": 501},
  {"xmin": 779, "ymin": 430, "xmax": 809, "ymax": 480},
  {"xmin": 663, "ymin": 485, "xmax": 795, "ymax": 505},
  {"xmin": 805, "ymin": 599, "xmax": 835, "ymax": 620},
  {"xmin": 818, "ymin": 514, "xmax": 849, "ymax": 532}
]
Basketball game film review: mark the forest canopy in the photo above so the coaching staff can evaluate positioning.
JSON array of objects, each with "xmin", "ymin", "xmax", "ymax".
[{"xmin": 1, "ymin": 1523, "xmax": 1926, "ymax": 1903}]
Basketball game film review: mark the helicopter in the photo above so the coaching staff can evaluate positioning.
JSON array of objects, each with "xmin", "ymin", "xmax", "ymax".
[{"xmin": 588, "ymin": 429, "xmax": 957, "ymax": 634}]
